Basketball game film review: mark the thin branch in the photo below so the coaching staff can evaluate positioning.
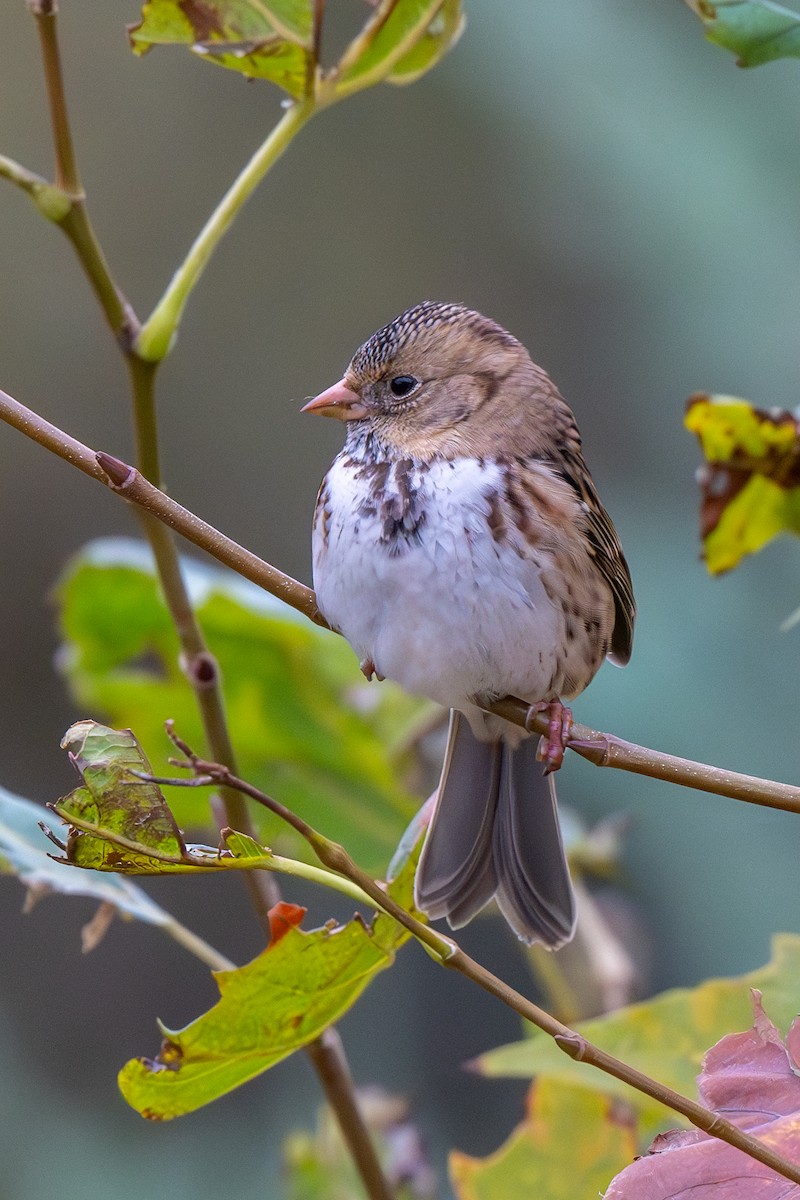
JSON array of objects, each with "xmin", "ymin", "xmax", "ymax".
[
  {"xmin": 0, "ymin": 390, "xmax": 322, "ymax": 621},
  {"xmin": 30, "ymin": 2, "xmax": 81, "ymax": 196},
  {"xmin": 2, "ymin": 386, "xmax": 799, "ymax": 821},
  {"xmin": 489, "ymin": 697, "xmax": 800, "ymax": 813},
  {"xmin": 158, "ymin": 741, "xmax": 800, "ymax": 1191},
  {"xmin": 0, "ymin": 153, "xmax": 49, "ymax": 194},
  {"xmin": 29, "ymin": 5, "xmax": 138, "ymax": 343}
]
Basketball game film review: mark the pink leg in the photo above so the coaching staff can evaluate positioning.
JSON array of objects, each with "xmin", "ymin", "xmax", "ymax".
[{"xmin": 525, "ymin": 699, "xmax": 573, "ymax": 773}]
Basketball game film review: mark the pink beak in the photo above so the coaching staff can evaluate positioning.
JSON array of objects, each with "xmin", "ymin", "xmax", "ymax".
[{"xmin": 301, "ymin": 378, "xmax": 369, "ymax": 421}]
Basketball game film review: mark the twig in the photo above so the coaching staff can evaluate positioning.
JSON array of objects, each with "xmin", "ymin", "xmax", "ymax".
[
  {"xmin": 155, "ymin": 737, "xmax": 800, "ymax": 1191},
  {"xmin": 2, "ymin": 386, "xmax": 799, "ymax": 819},
  {"xmin": 30, "ymin": 1, "xmax": 81, "ymax": 196}
]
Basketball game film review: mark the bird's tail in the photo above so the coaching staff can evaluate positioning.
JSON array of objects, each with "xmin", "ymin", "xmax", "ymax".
[{"xmin": 414, "ymin": 710, "xmax": 577, "ymax": 947}]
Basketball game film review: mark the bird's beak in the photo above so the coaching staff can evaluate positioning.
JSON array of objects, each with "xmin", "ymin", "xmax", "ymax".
[{"xmin": 301, "ymin": 378, "xmax": 369, "ymax": 421}]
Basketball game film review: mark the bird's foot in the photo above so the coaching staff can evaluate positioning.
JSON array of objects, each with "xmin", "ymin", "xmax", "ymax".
[
  {"xmin": 525, "ymin": 699, "xmax": 573, "ymax": 773},
  {"xmin": 359, "ymin": 657, "xmax": 385, "ymax": 682}
]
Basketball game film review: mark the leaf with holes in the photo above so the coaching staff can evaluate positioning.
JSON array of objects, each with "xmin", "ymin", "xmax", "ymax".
[
  {"xmin": 128, "ymin": 0, "xmax": 315, "ymax": 96},
  {"xmin": 118, "ymin": 825, "xmax": 423, "ymax": 1118}
]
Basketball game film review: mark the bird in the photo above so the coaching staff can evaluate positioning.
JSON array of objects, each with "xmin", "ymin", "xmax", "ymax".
[{"xmin": 303, "ymin": 301, "xmax": 634, "ymax": 947}]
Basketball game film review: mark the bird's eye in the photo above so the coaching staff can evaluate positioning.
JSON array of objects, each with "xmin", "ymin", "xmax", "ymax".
[{"xmin": 389, "ymin": 375, "xmax": 418, "ymax": 398}]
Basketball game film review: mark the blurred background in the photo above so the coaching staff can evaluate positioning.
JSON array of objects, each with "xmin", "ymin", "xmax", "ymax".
[{"xmin": 2, "ymin": 2, "xmax": 800, "ymax": 1197}]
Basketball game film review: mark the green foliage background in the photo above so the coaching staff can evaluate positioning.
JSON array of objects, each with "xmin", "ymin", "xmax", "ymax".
[{"xmin": 2, "ymin": 3, "xmax": 800, "ymax": 1197}]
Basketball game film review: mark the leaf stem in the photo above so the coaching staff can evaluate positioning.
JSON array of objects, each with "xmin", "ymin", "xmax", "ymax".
[
  {"xmin": 136, "ymin": 97, "xmax": 317, "ymax": 362},
  {"xmin": 50, "ymin": 798, "xmax": 387, "ymax": 912}
]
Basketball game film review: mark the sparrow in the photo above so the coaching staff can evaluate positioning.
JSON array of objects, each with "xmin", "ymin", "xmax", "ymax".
[{"xmin": 303, "ymin": 301, "xmax": 634, "ymax": 947}]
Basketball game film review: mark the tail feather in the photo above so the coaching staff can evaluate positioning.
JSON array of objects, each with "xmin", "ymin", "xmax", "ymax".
[
  {"xmin": 493, "ymin": 737, "xmax": 576, "ymax": 946},
  {"xmin": 414, "ymin": 710, "xmax": 576, "ymax": 947},
  {"xmin": 414, "ymin": 711, "xmax": 499, "ymax": 924}
]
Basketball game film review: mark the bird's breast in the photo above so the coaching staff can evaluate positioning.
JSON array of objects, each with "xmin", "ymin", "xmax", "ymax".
[{"xmin": 311, "ymin": 453, "xmax": 592, "ymax": 709}]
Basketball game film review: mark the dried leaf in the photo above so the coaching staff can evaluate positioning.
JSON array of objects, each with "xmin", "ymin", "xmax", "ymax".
[{"xmin": 54, "ymin": 721, "xmax": 187, "ymax": 871}]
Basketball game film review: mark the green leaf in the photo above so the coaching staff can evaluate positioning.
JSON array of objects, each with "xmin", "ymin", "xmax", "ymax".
[
  {"xmin": 0, "ymin": 783, "xmax": 173, "ymax": 928},
  {"xmin": 475, "ymin": 933, "xmax": 800, "ymax": 1138},
  {"xmin": 387, "ymin": 0, "xmax": 465, "ymax": 84},
  {"xmin": 118, "ymin": 828, "xmax": 421, "ymax": 1119},
  {"xmin": 128, "ymin": 0, "xmax": 315, "ymax": 97},
  {"xmin": 56, "ymin": 538, "xmax": 424, "ymax": 873},
  {"xmin": 685, "ymin": 394, "xmax": 800, "ymax": 573},
  {"xmin": 55, "ymin": 721, "xmax": 185, "ymax": 871},
  {"xmin": 450, "ymin": 1079, "xmax": 636, "ymax": 1200},
  {"xmin": 127, "ymin": 0, "xmax": 464, "ymax": 99},
  {"xmin": 683, "ymin": 0, "xmax": 800, "ymax": 67},
  {"xmin": 332, "ymin": 0, "xmax": 464, "ymax": 98}
]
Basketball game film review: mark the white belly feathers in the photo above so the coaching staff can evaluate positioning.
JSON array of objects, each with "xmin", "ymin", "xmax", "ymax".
[{"xmin": 313, "ymin": 454, "xmax": 566, "ymax": 712}]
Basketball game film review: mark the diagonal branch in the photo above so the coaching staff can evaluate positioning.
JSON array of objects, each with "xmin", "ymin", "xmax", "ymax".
[
  {"xmin": 153, "ymin": 735, "xmax": 800, "ymax": 1192},
  {"xmin": 2, "ymin": 383, "xmax": 799, "ymax": 818}
]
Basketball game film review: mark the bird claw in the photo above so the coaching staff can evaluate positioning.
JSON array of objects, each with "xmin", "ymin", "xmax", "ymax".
[
  {"xmin": 359, "ymin": 657, "xmax": 385, "ymax": 682},
  {"xmin": 526, "ymin": 700, "xmax": 573, "ymax": 773}
]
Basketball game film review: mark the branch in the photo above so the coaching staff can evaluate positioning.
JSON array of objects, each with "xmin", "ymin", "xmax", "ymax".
[
  {"xmin": 30, "ymin": 1, "xmax": 81, "ymax": 196},
  {"xmin": 158, "ymin": 736, "xmax": 800, "ymax": 1192},
  {"xmin": 2, "ymin": 385, "xmax": 799, "ymax": 819}
]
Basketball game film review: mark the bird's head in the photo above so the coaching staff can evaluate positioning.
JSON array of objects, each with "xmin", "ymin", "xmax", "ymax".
[{"xmin": 302, "ymin": 301, "xmax": 557, "ymax": 460}]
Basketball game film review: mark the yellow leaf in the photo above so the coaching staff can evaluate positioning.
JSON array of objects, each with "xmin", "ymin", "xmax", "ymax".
[{"xmin": 450, "ymin": 1079, "xmax": 636, "ymax": 1200}]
